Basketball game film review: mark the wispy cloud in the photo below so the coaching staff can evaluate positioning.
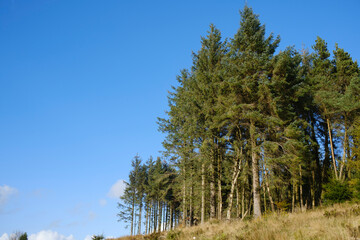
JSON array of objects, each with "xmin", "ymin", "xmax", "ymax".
[
  {"xmin": 108, "ymin": 179, "xmax": 126, "ymax": 199},
  {"xmin": 0, "ymin": 185, "xmax": 18, "ymax": 210},
  {"xmin": 99, "ymin": 198, "xmax": 107, "ymax": 206},
  {"xmin": 46, "ymin": 219, "xmax": 62, "ymax": 229}
]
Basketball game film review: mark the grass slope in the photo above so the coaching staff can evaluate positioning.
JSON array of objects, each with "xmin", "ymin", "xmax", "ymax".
[{"xmin": 109, "ymin": 203, "xmax": 360, "ymax": 240}]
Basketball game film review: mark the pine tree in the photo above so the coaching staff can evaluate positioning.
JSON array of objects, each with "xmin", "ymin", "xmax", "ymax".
[
  {"xmin": 226, "ymin": 5, "xmax": 280, "ymax": 218},
  {"xmin": 332, "ymin": 45, "xmax": 360, "ymax": 180}
]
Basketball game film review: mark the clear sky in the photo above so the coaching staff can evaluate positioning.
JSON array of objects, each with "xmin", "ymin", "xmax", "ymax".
[{"xmin": 1, "ymin": 0, "xmax": 359, "ymax": 239}]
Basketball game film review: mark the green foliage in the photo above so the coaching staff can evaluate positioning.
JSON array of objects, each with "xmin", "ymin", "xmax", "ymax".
[
  {"xmin": 323, "ymin": 179, "xmax": 353, "ymax": 204},
  {"xmin": 166, "ymin": 230, "xmax": 182, "ymax": 240},
  {"xmin": 19, "ymin": 233, "xmax": 28, "ymax": 240},
  {"xmin": 92, "ymin": 234, "xmax": 104, "ymax": 240}
]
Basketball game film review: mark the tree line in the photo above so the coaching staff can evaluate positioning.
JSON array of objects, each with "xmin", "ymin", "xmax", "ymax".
[{"xmin": 118, "ymin": 6, "xmax": 360, "ymax": 235}]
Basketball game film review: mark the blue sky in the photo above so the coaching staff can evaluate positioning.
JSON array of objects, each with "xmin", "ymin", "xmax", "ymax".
[{"xmin": 0, "ymin": 0, "xmax": 359, "ymax": 239}]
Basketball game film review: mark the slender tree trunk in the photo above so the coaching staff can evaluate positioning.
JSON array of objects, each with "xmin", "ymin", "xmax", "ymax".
[
  {"xmin": 241, "ymin": 186, "xmax": 245, "ymax": 218},
  {"xmin": 339, "ymin": 118, "xmax": 348, "ymax": 180},
  {"xmin": 236, "ymin": 182, "xmax": 240, "ymax": 218},
  {"xmin": 209, "ymin": 152, "xmax": 216, "ymax": 219},
  {"xmin": 189, "ymin": 181, "xmax": 193, "ymax": 226},
  {"xmin": 226, "ymin": 155, "xmax": 241, "ymax": 220},
  {"xmin": 299, "ymin": 165, "xmax": 304, "ymax": 212},
  {"xmin": 310, "ymin": 170, "xmax": 315, "ymax": 208},
  {"xmin": 323, "ymin": 125, "xmax": 330, "ymax": 183},
  {"xmin": 250, "ymin": 120, "xmax": 261, "ymax": 218},
  {"xmin": 201, "ymin": 162, "xmax": 205, "ymax": 224},
  {"xmin": 182, "ymin": 165, "xmax": 187, "ymax": 226},
  {"xmin": 217, "ymin": 146, "xmax": 223, "ymax": 220},
  {"xmin": 310, "ymin": 115, "xmax": 321, "ymax": 205},
  {"xmin": 131, "ymin": 195, "xmax": 135, "ymax": 236},
  {"xmin": 163, "ymin": 203, "xmax": 167, "ymax": 231},
  {"xmin": 170, "ymin": 205, "xmax": 173, "ymax": 230},
  {"xmin": 263, "ymin": 184, "xmax": 267, "ymax": 213},
  {"xmin": 327, "ymin": 117, "xmax": 338, "ymax": 179},
  {"xmin": 292, "ymin": 182, "xmax": 295, "ymax": 213},
  {"xmin": 263, "ymin": 156, "xmax": 275, "ymax": 212},
  {"xmin": 138, "ymin": 201, "xmax": 142, "ymax": 235},
  {"xmin": 158, "ymin": 201, "xmax": 162, "ymax": 232},
  {"xmin": 146, "ymin": 203, "xmax": 150, "ymax": 235},
  {"xmin": 264, "ymin": 169, "xmax": 275, "ymax": 212}
]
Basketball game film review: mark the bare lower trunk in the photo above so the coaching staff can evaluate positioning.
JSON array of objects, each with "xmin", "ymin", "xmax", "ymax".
[
  {"xmin": 145, "ymin": 204, "xmax": 149, "ymax": 235},
  {"xmin": 131, "ymin": 195, "xmax": 135, "ymax": 236},
  {"xmin": 226, "ymin": 157, "xmax": 241, "ymax": 220},
  {"xmin": 170, "ymin": 205, "xmax": 173, "ymax": 230},
  {"xmin": 182, "ymin": 165, "xmax": 187, "ymax": 226},
  {"xmin": 251, "ymin": 120, "xmax": 261, "ymax": 218},
  {"xmin": 263, "ymin": 184, "xmax": 267, "ymax": 213},
  {"xmin": 138, "ymin": 201, "xmax": 142, "ymax": 235},
  {"xmin": 339, "ymin": 120, "xmax": 347, "ymax": 180},
  {"xmin": 327, "ymin": 118, "xmax": 338, "ymax": 179},
  {"xmin": 236, "ymin": 183, "xmax": 240, "ymax": 218},
  {"xmin": 299, "ymin": 165, "xmax": 304, "ymax": 212},
  {"xmin": 241, "ymin": 185, "xmax": 245, "ymax": 217},
  {"xmin": 189, "ymin": 182, "xmax": 193, "ymax": 226},
  {"xmin": 311, "ymin": 171, "xmax": 315, "ymax": 208},
  {"xmin": 158, "ymin": 201, "xmax": 162, "ymax": 232},
  {"xmin": 263, "ymin": 161, "xmax": 275, "ymax": 212},
  {"xmin": 201, "ymin": 163, "xmax": 205, "ymax": 224},
  {"xmin": 292, "ymin": 182, "xmax": 295, "ymax": 213},
  {"xmin": 217, "ymin": 147, "xmax": 222, "ymax": 220},
  {"xmin": 209, "ymin": 157, "xmax": 216, "ymax": 219}
]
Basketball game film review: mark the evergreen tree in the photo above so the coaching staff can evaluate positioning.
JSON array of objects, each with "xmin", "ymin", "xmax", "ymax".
[{"xmin": 226, "ymin": 5, "xmax": 280, "ymax": 218}]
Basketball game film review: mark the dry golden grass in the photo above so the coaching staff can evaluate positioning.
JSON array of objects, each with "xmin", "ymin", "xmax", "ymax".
[{"xmin": 108, "ymin": 203, "xmax": 360, "ymax": 240}]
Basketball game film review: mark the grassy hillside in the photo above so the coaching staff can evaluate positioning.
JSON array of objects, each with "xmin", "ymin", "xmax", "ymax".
[{"xmin": 108, "ymin": 203, "xmax": 360, "ymax": 240}]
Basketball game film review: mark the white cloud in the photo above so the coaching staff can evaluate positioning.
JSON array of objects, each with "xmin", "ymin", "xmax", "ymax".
[
  {"xmin": 0, "ymin": 185, "xmax": 17, "ymax": 206},
  {"xmin": 0, "ymin": 233, "xmax": 9, "ymax": 240},
  {"xmin": 28, "ymin": 230, "xmax": 75, "ymax": 240},
  {"xmin": 99, "ymin": 199, "xmax": 107, "ymax": 206},
  {"xmin": 108, "ymin": 179, "xmax": 126, "ymax": 199},
  {"xmin": 83, "ymin": 235, "xmax": 92, "ymax": 240}
]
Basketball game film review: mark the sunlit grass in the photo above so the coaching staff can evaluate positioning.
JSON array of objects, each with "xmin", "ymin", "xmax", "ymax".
[{"xmin": 108, "ymin": 203, "xmax": 360, "ymax": 240}]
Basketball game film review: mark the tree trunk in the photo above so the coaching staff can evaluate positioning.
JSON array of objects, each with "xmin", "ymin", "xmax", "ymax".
[
  {"xmin": 201, "ymin": 162, "xmax": 205, "ymax": 224},
  {"xmin": 339, "ymin": 118, "xmax": 348, "ymax": 180},
  {"xmin": 322, "ymin": 124, "xmax": 330, "ymax": 183},
  {"xmin": 299, "ymin": 165, "xmax": 304, "ymax": 212},
  {"xmin": 138, "ymin": 201, "xmax": 142, "ymax": 235},
  {"xmin": 153, "ymin": 200, "xmax": 157, "ymax": 233},
  {"xmin": 263, "ymin": 184, "xmax": 267, "ymax": 213},
  {"xmin": 327, "ymin": 117, "xmax": 338, "ymax": 179},
  {"xmin": 209, "ymin": 152, "xmax": 216, "ymax": 219},
  {"xmin": 157, "ymin": 201, "xmax": 162, "ymax": 232},
  {"xmin": 264, "ymin": 169, "xmax": 275, "ymax": 212},
  {"xmin": 182, "ymin": 165, "xmax": 187, "ymax": 226},
  {"xmin": 189, "ymin": 181, "xmax": 193, "ymax": 226},
  {"xmin": 241, "ymin": 186, "xmax": 245, "ymax": 218},
  {"xmin": 226, "ymin": 155, "xmax": 241, "ymax": 220},
  {"xmin": 250, "ymin": 120, "xmax": 261, "ymax": 218},
  {"xmin": 131, "ymin": 194, "xmax": 135, "ymax": 236},
  {"xmin": 236, "ymin": 182, "xmax": 240, "ymax": 218},
  {"xmin": 170, "ymin": 205, "xmax": 173, "ymax": 230},
  {"xmin": 311, "ymin": 171, "xmax": 315, "ymax": 208},
  {"xmin": 292, "ymin": 182, "xmax": 295, "ymax": 213},
  {"xmin": 217, "ymin": 146, "xmax": 223, "ymax": 220}
]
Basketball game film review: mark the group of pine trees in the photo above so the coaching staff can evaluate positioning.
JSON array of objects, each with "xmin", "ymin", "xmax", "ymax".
[{"xmin": 118, "ymin": 6, "xmax": 360, "ymax": 235}]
